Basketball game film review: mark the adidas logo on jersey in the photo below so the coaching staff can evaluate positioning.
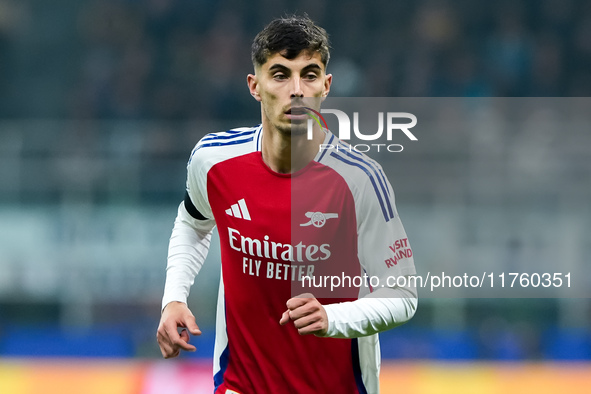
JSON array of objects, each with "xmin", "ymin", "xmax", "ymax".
[{"xmin": 225, "ymin": 198, "xmax": 251, "ymax": 220}]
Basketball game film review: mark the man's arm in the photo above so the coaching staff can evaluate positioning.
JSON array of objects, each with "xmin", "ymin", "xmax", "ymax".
[
  {"xmin": 157, "ymin": 200, "xmax": 215, "ymax": 358},
  {"xmin": 319, "ymin": 284, "xmax": 417, "ymax": 338},
  {"xmin": 279, "ymin": 281, "xmax": 417, "ymax": 338},
  {"xmin": 161, "ymin": 200, "xmax": 215, "ymax": 309}
]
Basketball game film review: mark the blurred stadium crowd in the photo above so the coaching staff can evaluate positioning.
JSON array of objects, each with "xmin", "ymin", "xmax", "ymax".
[
  {"xmin": 0, "ymin": 0, "xmax": 591, "ymax": 120},
  {"xmin": 0, "ymin": 0, "xmax": 590, "ymax": 362}
]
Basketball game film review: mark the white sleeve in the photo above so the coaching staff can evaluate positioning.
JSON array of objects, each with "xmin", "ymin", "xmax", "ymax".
[
  {"xmin": 320, "ymin": 161, "xmax": 417, "ymax": 338},
  {"xmin": 161, "ymin": 201, "xmax": 216, "ymax": 310},
  {"xmin": 320, "ymin": 281, "xmax": 417, "ymax": 338}
]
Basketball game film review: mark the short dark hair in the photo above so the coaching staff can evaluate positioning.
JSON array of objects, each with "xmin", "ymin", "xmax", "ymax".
[{"xmin": 251, "ymin": 15, "xmax": 330, "ymax": 68}]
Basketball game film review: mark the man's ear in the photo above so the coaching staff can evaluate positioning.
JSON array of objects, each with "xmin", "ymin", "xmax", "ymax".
[
  {"xmin": 247, "ymin": 74, "xmax": 261, "ymax": 102},
  {"xmin": 322, "ymin": 73, "xmax": 332, "ymax": 100}
]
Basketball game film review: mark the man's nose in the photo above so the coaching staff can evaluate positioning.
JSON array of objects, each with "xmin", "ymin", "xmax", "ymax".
[{"xmin": 290, "ymin": 77, "xmax": 304, "ymax": 98}]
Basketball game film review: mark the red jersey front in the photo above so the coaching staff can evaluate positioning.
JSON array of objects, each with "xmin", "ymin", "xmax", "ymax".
[{"xmin": 182, "ymin": 125, "xmax": 415, "ymax": 393}]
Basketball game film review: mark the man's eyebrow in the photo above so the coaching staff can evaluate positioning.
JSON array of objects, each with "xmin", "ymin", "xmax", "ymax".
[
  {"xmin": 267, "ymin": 63, "xmax": 323, "ymax": 74},
  {"xmin": 268, "ymin": 64, "xmax": 290, "ymax": 73},
  {"xmin": 301, "ymin": 64, "xmax": 322, "ymax": 73}
]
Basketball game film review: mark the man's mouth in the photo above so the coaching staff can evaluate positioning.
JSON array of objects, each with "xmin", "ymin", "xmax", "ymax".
[{"xmin": 286, "ymin": 107, "xmax": 307, "ymax": 116}]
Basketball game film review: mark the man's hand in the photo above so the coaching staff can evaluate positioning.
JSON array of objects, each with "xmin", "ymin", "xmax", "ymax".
[
  {"xmin": 279, "ymin": 293, "xmax": 329, "ymax": 336},
  {"xmin": 157, "ymin": 301, "xmax": 202, "ymax": 358}
]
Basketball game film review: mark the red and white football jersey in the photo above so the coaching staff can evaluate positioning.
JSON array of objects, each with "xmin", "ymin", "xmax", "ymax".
[{"xmin": 182, "ymin": 125, "xmax": 415, "ymax": 394}]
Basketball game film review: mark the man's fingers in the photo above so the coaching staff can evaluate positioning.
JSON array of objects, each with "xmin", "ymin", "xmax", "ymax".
[
  {"xmin": 285, "ymin": 293, "xmax": 315, "ymax": 311},
  {"xmin": 180, "ymin": 328, "xmax": 190, "ymax": 342},
  {"xmin": 291, "ymin": 312, "xmax": 328, "ymax": 336},
  {"xmin": 163, "ymin": 320, "xmax": 181, "ymax": 345},
  {"xmin": 158, "ymin": 341, "xmax": 172, "ymax": 358},
  {"xmin": 287, "ymin": 301, "xmax": 317, "ymax": 321},
  {"xmin": 296, "ymin": 321, "xmax": 326, "ymax": 336},
  {"xmin": 292, "ymin": 313, "xmax": 320, "ymax": 330},
  {"xmin": 280, "ymin": 294, "xmax": 329, "ymax": 336},
  {"xmin": 157, "ymin": 331, "xmax": 178, "ymax": 358},
  {"xmin": 160, "ymin": 344, "xmax": 179, "ymax": 359},
  {"xmin": 162, "ymin": 321, "xmax": 195, "ymax": 352},
  {"xmin": 162, "ymin": 330, "xmax": 196, "ymax": 353},
  {"xmin": 174, "ymin": 329, "xmax": 197, "ymax": 352},
  {"xmin": 157, "ymin": 326, "xmax": 174, "ymax": 352},
  {"xmin": 165, "ymin": 349, "xmax": 180, "ymax": 359},
  {"xmin": 279, "ymin": 309, "xmax": 290, "ymax": 325},
  {"xmin": 157, "ymin": 303, "xmax": 202, "ymax": 358},
  {"xmin": 184, "ymin": 316, "xmax": 202, "ymax": 336}
]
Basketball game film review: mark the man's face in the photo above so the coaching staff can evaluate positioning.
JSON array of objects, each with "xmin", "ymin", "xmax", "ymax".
[{"xmin": 248, "ymin": 50, "xmax": 332, "ymax": 136}]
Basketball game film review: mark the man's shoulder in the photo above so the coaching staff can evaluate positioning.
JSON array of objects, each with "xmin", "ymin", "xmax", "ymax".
[
  {"xmin": 188, "ymin": 124, "xmax": 263, "ymax": 167},
  {"xmin": 317, "ymin": 135, "xmax": 396, "ymax": 222},
  {"xmin": 318, "ymin": 135, "xmax": 387, "ymax": 187}
]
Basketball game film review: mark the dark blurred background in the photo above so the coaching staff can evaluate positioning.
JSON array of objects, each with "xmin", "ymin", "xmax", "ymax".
[
  {"xmin": 0, "ymin": 0, "xmax": 590, "ymax": 379},
  {"xmin": 1, "ymin": 0, "xmax": 591, "ymax": 121}
]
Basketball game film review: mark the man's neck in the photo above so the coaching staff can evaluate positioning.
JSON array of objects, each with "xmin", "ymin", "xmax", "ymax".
[{"xmin": 261, "ymin": 124, "xmax": 325, "ymax": 174}]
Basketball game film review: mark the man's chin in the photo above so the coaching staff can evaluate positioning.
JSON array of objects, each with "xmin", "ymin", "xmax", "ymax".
[
  {"xmin": 276, "ymin": 120, "xmax": 308, "ymax": 136},
  {"xmin": 290, "ymin": 119, "xmax": 308, "ymax": 134}
]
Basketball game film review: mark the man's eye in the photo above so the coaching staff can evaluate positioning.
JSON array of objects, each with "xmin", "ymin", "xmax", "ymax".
[
  {"xmin": 304, "ymin": 74, "xmax": 318, "ymax": 80},
  {"xmin": 273, "ymin": 73, "xmax": 287, "ymax": 80}
]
